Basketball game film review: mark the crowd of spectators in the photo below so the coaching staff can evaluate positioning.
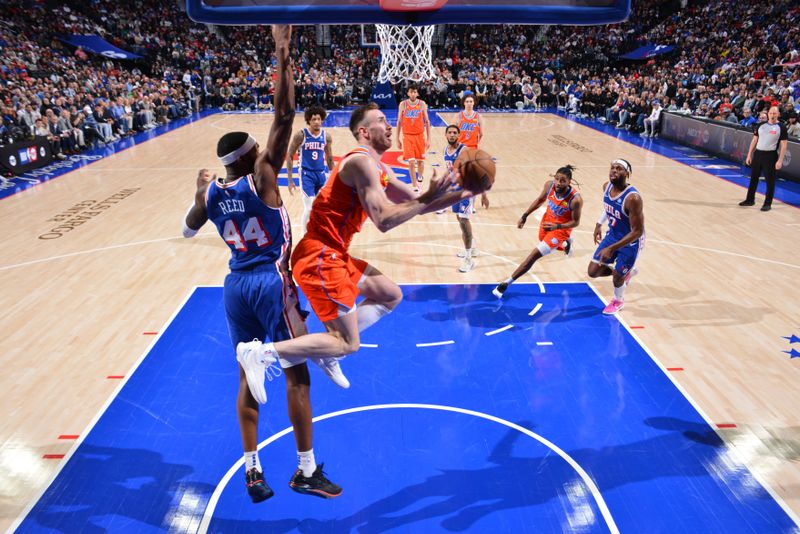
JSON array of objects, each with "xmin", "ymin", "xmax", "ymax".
[{"xmin": 1, "ymin": 0, "xmax": 798, "ymax": 163}]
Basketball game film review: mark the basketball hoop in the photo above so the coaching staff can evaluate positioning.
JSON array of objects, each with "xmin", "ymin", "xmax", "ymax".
[{"xmin": 375, "ymin": 24, "xmax": 436, "ymax": 84}]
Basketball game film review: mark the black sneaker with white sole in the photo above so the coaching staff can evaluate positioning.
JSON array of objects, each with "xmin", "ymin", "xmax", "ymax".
[
  {"xmin": 289, "ymin": 463, "xmax": 342, "ymax": 499},
  {"xmin": 246, "ymin": 468, "xmax": 274, "ymax": 503}
]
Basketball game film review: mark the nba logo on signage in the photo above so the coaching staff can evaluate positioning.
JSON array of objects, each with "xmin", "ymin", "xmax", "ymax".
[{"xmin": 28, "ymin": 147, "xmax": 38, "ymax": 162}]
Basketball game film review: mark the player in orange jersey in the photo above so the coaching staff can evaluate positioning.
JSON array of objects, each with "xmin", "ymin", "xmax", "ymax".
[
  {"xmin": 236, "ymin": 102, "xmax": 479, "ymax": 399},
  {"xmin": 396, "ymin": 85, "xmax": 431, "ymax": 191},
  {"xmin": 493, "ymin": 165, "xmax": 583, "ymax": 298},
  {"xmin": 457, "ymin": 93, "xmax": 484, "ymax": 149}
]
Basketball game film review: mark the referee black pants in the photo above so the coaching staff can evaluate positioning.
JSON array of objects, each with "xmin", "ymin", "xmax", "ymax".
[{"xmin": 745, "ymin": 149, "xmax": 779, "ymax": 206}]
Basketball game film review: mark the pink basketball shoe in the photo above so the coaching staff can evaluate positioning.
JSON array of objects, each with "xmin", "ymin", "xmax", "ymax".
[{"xmin": 602, "ymin": 298, "xmax": 624, "ymax": 315}]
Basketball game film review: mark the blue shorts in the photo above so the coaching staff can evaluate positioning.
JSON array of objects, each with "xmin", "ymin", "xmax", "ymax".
[
  {"xmin": 591, "ymin": 233, "xmax": 643, "ymax": 276},
  {"xmin": 301, "ymin": 169, "xmax": 327, "ymax": 197},
  {"xmin": 223, "ymin": 265, "xmax": 307, "ymax": 367},
  {"xmin": 452, "ymin": 196, "xmax": 473, "ymax": 219}
]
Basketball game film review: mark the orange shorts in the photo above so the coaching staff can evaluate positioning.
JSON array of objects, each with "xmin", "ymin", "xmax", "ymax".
[
  {"xmin": 290, "ymin": 237, "xmax": 368, "ymax": 323},
  {"xmin": 538, "ymin": 225, "xmax": 572, "ymax": 251},
  {"xmin": 402, "ymin": 133, "xmax": 425, "ymax": 161}
]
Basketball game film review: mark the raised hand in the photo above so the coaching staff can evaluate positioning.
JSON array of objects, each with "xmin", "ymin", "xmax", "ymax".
[{"xmin": 197, "ymin": 168, "xmax": 215, "ymax": 188}]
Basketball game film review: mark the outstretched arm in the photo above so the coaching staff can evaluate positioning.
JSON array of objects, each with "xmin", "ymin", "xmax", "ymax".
[
  {"xmin": 385, "ymin": 175, "xmax": 419, "ymax": 203},
  {"xmin": 256, "ymin": 25, "xmax": 295, "ymax": 183},
  {"xmin": 517, "ymin": 180, "xmax": 551, "ymax": 228},
  {"xmin": 341, "ymin": 155, "xmax": 468, "ymax": 232}
]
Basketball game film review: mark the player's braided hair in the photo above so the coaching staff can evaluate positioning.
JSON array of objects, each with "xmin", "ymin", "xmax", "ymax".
[{"xmin": 556, "ymin": 164, "xmax": 576, "ymax": 180}]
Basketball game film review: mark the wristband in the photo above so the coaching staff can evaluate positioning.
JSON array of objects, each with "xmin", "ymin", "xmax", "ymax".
[
  {"xmin": 597, "ymin": 212, "xmax": 608, "ymax": 225},
  {"xmin": 182, "ymin": 219, "xmax": 198, "ymax": 238}
]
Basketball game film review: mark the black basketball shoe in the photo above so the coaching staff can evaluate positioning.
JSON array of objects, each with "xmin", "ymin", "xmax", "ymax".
[
  {"xmin": 246, "ymin": 468, "xmax": 274, "ymax": 503},
  {"xmin": 289, "ymin": 463, "xmax": 342, "ymax": 499}
]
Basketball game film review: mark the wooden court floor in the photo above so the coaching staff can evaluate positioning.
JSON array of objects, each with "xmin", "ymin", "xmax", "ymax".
[{"xmin": 1, "ymin": 112, "xmax": 799, "ymax": 530}]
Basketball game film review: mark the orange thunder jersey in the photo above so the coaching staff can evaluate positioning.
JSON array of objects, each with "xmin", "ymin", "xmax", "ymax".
[
  {"xmin": 305, "ymin": 147, "xmax": 390, "ymax": 251},
  {"xmin": 457, "ymin": 110, "xmax": 481, "ymax": 147},
  {"xmin": 401, "ymin": 99, "xmax": 425, "ymax": 135},
  {"xmin": 541, "ymin": 183, "xmax": 578, "ymax": 226}
]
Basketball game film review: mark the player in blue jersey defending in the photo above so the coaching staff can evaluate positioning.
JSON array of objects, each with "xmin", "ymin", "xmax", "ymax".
[
  {"xmin": 588, "ymin": 158, "xmax": 645, "ymax": 315},
  {"xmin": 286, "ymin": 105, "xmax": 334, "ymax": 235},
  {"xmin": 443, "ymin": 124, "xmax": 489, "ymax": 272},
  {"xmin": 182, "ymin": 26, "xmax": 343, "ymax": 503}
]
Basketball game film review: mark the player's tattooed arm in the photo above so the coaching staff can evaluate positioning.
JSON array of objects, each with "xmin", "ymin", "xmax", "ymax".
[{"xmin": 285, "ymin": 130, "xmax": 304, "ymax": 194}]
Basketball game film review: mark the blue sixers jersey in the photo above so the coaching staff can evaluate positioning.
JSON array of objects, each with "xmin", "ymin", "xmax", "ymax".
[
  {"xmin": 443, "ymin": 143, "xmax": 465, "ymax": 170},
  {"xmin": 603, "ymin": 183, "xmax": 641, "ymax": 246},
  {"xmin": 206, "ymin": 175, "xmax": 290, "ymax": 271},
  {"xmin": 300, "ymin": 128, "xmax": 326, "ymax": 172}
]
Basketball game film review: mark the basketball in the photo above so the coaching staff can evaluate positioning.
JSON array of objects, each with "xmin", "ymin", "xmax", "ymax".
[{"xmin": 456, "ymin": 148, "xmax": 495, "ymax": 193}]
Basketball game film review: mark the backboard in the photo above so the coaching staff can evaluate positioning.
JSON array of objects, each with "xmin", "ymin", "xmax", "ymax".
[{"xmin": 186, "ymin": 0, "xmax": 631, "ymax": 26}]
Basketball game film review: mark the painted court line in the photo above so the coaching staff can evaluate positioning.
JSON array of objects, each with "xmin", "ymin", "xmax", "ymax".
[
  {"xmin": 197, "ymin": 403, "xmax": 620, "ymax": 534},
  {"xmin": 529, "ymin": 303, "xmax": 543, "ymax": 316},
  {"xmin": 584, "ymin": 282, "xmax": 800, "ymax": 527},
  {"xmin": 356, "ymin": 239, "xmax": 546, "ymax": 294},
  {"xmin": 416, "ymin": 340, "xmax": 455, "ymax": 348},
  {"xmin": 536, "ymin": 341, "xmax": 553, "ymax": 346},
  {"xmin": 485, "ymin": 324, "xmax": 514, "ymax": 336},
  {"xmin": 5, "ymin": 225, "xmax": 796, "ymax": 274},
  {"xmin": 9, "ymin": 289, "xmax": 198, "ymax": 533},
  {"xmin": 360, "ymin": 343, "xmax": 379, "ymax": 348}
]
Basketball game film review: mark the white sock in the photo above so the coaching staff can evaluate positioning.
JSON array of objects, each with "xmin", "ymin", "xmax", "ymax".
[
  {"xmin": 244, "ymin": 450, "xmax": 261, "ymax": 473},
  {"xmin": 301, "ymin": 209, "xmax": 311, "ymax": 236},
  {"xmin": 357, "ymin": 302, "xmax": 391, "ymax": 332},
  {"xmin": 504, "ymin": 277, "xmax": 514, "ymax": 286},
  {"xmin": 298, "ymin": 449, "xmax": 316, "ymax": 478},
  {"xmin": 301, "ymin": 195, "xmax": 315, "ymax": 235},
  {"xmin": 614, "ymin": 285, "xmax": 625, "ymax": 301},
  {"xmin": 464, "ymin": 248, "xmax": 472, "ymax": 259}
]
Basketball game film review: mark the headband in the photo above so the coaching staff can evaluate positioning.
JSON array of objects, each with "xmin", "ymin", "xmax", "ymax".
[
  {"xmin": 219, "ymin": 135, "xmax": 256, "ymax": 165},
  {"xmin": 611, "ymin": 158, "xmax": 632, "ymax": 174}
]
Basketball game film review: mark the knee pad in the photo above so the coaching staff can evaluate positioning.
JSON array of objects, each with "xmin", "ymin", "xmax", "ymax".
[{"xmin": 537, "ymin": 241, "xmax": 554, "ymax": 256}]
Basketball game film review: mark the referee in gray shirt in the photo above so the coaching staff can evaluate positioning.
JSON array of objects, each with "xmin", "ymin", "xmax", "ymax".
[{"xmin": 740, "ymin": 106, "xmax": 789, "ymax": 211}]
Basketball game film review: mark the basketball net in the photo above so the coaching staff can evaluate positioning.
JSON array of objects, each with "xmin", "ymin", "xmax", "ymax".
[{"xmin": 375, "ymin": 24, "xmax": 436, "ymax": 84}]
